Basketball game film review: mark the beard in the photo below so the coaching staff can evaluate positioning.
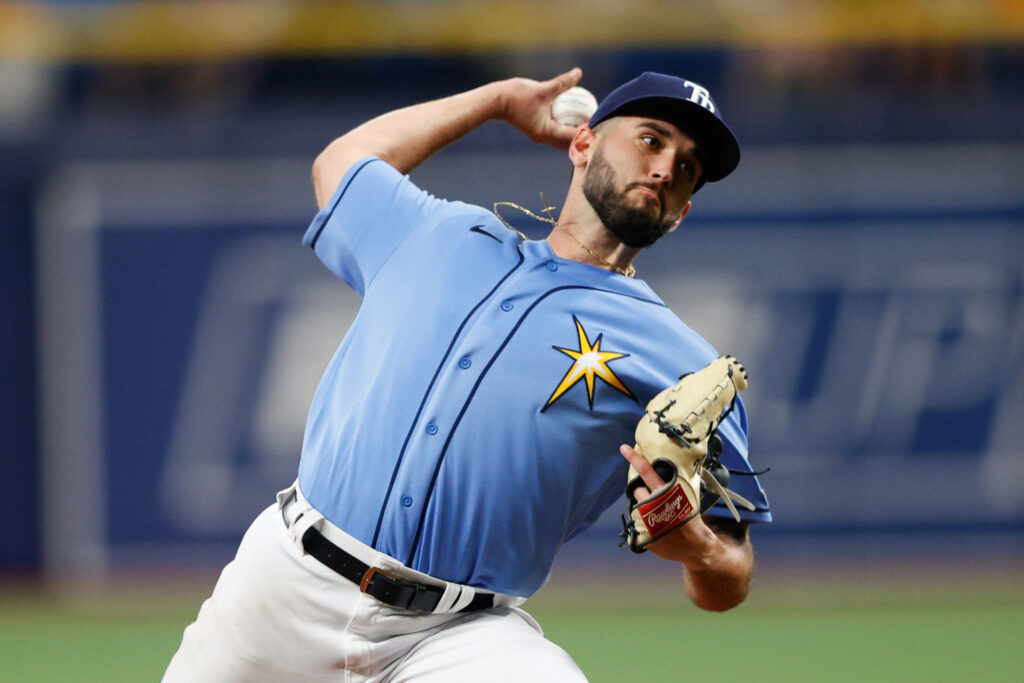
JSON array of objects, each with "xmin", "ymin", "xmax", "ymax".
[{"xmin": 582, "ymin": 146, "xmax": 679, "ymax": 249}]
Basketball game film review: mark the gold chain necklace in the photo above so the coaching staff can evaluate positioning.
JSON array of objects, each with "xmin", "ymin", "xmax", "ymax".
[{"xmin": 492, "ymin": 195, "xmax": 636, "ymax": 278}]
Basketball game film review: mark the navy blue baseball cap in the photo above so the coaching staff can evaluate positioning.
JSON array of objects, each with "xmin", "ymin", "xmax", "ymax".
[{"xmin": 589, "ymin": 72, "xmax": 740, "ymax": 187}]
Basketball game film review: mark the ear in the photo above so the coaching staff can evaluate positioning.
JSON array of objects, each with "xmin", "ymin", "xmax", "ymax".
[
  {"xmin": 568, "ymin": 126, "xmax": 596, "ymax": 169},
  {"xmin": 666, "ymin": 200, "xmax": 692, "ymax": 233}
]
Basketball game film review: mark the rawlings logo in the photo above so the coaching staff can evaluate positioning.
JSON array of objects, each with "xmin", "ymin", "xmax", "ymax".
[{"xmin": 640, "ymin": 486, "xmax": 693, "ymax": 533}]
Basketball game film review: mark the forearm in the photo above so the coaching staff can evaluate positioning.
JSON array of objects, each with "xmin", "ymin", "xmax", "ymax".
[
  {"xmin": 312, "ymin": 82, "xmax": 506, "ymax": 207},
  {"xmin": 680, "ymin": 518, "xmax": 753, "ymax": 611},
  {"xmin": 648, "ymin": 516, "xmax": 753, "ymax": 611},
  {"xmin": 311, "ymin": 68, "xmax": 582, "ymax": 208}
]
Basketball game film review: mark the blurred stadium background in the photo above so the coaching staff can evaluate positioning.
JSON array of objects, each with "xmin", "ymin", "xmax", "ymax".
[{"xmin": 1, "ymin": 1, "xmax": 1023, "ymax": 681}]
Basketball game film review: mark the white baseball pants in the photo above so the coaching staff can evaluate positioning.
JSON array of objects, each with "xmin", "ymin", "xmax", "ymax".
[{"xmin": 163, "ymin": 485, "xmax": 587, "ymax": 682}]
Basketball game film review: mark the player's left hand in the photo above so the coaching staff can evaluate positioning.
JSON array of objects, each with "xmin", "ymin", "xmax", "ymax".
[{"xmin": 497, "ymin": 68, "xmax": 586, "ymax": 150}]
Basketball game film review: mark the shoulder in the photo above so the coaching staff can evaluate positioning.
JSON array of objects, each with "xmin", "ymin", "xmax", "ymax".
[{"xmin": 638, "ymin": 298, "xmax": 721, "ymax": 366}]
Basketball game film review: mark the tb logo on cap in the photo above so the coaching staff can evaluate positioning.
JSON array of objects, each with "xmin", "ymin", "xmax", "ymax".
[{"xmin": 682, "ymin": 80, "xmax": 716, "ymax": 113}]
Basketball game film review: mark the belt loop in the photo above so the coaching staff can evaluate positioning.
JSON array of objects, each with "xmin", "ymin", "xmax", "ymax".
[
  {"xmin": 291, "ymin": 511, "xmax": 323, "ymax": 550},
  {"xmin": 276, "ymin": 484, "xmax": 508, "ymax": 614},
  {"xmin": 277, "ymin": 487, "xmax": 297, "ymax": 527},
  {"xmin": 276, "ymin": 481, "xmax": 323, "ymax": 548},
  {"xmin": 436, "ymin": 583, "xmax": 476, "ymax": 614}
]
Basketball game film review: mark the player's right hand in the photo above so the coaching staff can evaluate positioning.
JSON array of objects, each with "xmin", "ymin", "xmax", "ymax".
[
  {"xmin": 619, "ymin": 443, "xmax": 665, "ymax": 501},
  {"xmin": 498, "ymin": 68, "xmax": 584, "ymax": 150}
]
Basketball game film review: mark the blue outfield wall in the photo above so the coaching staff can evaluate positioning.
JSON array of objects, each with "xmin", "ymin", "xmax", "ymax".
[
  {"xmin": 33, "ymin": 143, "xmax": 1024, "ymax": 575},
  {"xmin": 0, "ymin": 147, "xmax": 42, "ymax": 572},
  {"xmin": 4, "ymin": 46, "xmax": 1024, "ymax": 574}
]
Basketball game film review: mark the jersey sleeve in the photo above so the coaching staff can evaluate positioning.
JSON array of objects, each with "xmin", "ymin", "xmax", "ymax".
[
  {"xmin": 303, "ymin": 156, "xmax": 459, "ymax": 296},
  {"xmin": 709, "ymin": 395, "xmax": 772, "ymax": 523}
]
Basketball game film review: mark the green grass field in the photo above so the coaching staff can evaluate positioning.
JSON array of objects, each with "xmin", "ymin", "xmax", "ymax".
[{"xmin": 2, "ymin": 565, "xmax": 1022, "ymax": 682}]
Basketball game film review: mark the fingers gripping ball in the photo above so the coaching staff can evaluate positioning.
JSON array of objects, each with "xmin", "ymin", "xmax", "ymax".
[
  {"xmin": 551, "ymin": 86, "xmax": 598, "ymax": 127},
  {"xmin": 622, "ymin": 355, "xmax": 753, "ymax": 553}
]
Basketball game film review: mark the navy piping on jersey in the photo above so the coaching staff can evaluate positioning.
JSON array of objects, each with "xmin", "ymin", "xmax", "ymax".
[
  {"xmin": 469, "ymin": 225, "xmax": 503, "ymax": 243},
  {"xmin": 405, "ymin": 284, "xmax": 667, "ymax": 567},
  {"xmin": 370, "ymin": 245, "xmax": 526, "ymax": 548},
  {"xmin": 306, "ymin": 157, "xmax": 377, "ymax": 249}
]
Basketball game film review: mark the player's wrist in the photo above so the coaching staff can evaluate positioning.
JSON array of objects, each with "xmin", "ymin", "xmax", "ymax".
[
  {"xmin": 649, "ymin": 515, "xmax": 720, "ymax": 568},
  {"xmin": 679, "ymin": 517, "xmax": 724, "ymax": 569},
  {"xmin": 481, "ymin": 79, "xmax": 518, "ymax": 124}
]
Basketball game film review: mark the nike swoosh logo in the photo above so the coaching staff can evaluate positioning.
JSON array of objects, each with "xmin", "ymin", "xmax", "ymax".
[{"xmin": 469, "ymin": 225, "xmax": 502, "ymax": 244}]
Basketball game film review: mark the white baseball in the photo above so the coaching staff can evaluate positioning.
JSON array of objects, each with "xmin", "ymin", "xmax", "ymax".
[{"xmin": 551, "ymin": 86, "xmax": 598, "ymax": 127}]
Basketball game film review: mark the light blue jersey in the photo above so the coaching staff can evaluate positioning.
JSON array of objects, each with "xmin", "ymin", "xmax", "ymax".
[{"xmin": 298, "ymin": 157, "xmax": 770, "ymax": 597}]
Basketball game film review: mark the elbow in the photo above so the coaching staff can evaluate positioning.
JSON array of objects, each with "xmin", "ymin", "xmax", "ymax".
[
  {"xmin": 311, "ymin": 151, "xmax": 328, "ymax": 205},
  {"xmin": 311, "ymin": 149, "xmax": 325, "ymax": 183},
  {"xmin": 312, "ymin": 144, "xmax": 338, "ymax": 186},
  {"xmin": 690, "ymin": 588, "xmax": 748, "ymax": 613},
  {"xmin": 684, "ymin": 569, "xmax": 751, "ymax": 612},
  {"xmin": 312, "ymin": 136, "xmax": 377, "ymax": 208},
  {"xmin": 312, "ymin": 143, "xmax": 348, "ymax": 209}
]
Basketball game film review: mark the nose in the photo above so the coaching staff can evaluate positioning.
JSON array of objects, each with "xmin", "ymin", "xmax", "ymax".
[{"xmin": 648, "ymin": 154, "xmax": 674, "ymax": 186}]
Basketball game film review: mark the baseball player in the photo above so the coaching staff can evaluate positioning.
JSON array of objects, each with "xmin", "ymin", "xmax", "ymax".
[{"xmin": 164, "ymin": 67, "xmax": 770, "ymax": 682}]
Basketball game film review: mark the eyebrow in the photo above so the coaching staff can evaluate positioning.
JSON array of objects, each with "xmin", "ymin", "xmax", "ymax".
[{"xmin": 637, "ymin": 121, "xmax": 676, "ymax": 138}]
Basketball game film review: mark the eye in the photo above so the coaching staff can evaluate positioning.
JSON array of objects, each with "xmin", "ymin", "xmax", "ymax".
[
  {"xmin": 640, "ymin": 134, "xmax": 660, "ymax": 148},
  {"xmin": 678, "ymin": 158, "xmax": 701, "ymax": 179}
]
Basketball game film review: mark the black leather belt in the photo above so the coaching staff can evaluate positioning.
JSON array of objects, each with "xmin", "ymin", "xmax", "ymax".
[{"xmin": 301, "ymin": 526, "xmax": 495, "ymax": 613}]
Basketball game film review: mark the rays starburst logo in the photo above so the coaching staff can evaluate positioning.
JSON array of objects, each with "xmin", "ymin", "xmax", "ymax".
[{"xmin": 542, "ymin": 316, "xmax": 637, "ymax": 412}]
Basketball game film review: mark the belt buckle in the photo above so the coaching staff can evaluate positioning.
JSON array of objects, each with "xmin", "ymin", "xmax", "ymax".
[{"xmin": 360, "ymin": 566, "xmax": 403, "ymax": 593}]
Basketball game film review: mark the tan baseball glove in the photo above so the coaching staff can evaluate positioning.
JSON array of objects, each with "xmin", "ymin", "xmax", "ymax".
[{"xmin": 621, "ymin": 355, "xmax": 756, "ymax": 553}]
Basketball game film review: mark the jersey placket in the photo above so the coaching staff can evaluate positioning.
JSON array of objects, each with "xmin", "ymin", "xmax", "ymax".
[{"xmin": 374, "ymin": 251, "xmax": 559, "ymax": 566}]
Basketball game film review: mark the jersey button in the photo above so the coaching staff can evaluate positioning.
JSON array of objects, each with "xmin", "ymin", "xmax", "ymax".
[
  {"xmin": 425, "ymin": 422, "xmax": 438, "ymax": 435},
  {"xmin": 458, "ymin": 357, "xmax": 472, "ymax": 369},
  {"xmin": 400, "ymin": 495, "xmax": 413, "ymax": 507},
  {"xmin": 546, "ymin": 261, "xmax": 558, "ymax": 272},
  {"xmin": 500, "ymin": 300, "xmax": 513, "ymax": 312}
]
